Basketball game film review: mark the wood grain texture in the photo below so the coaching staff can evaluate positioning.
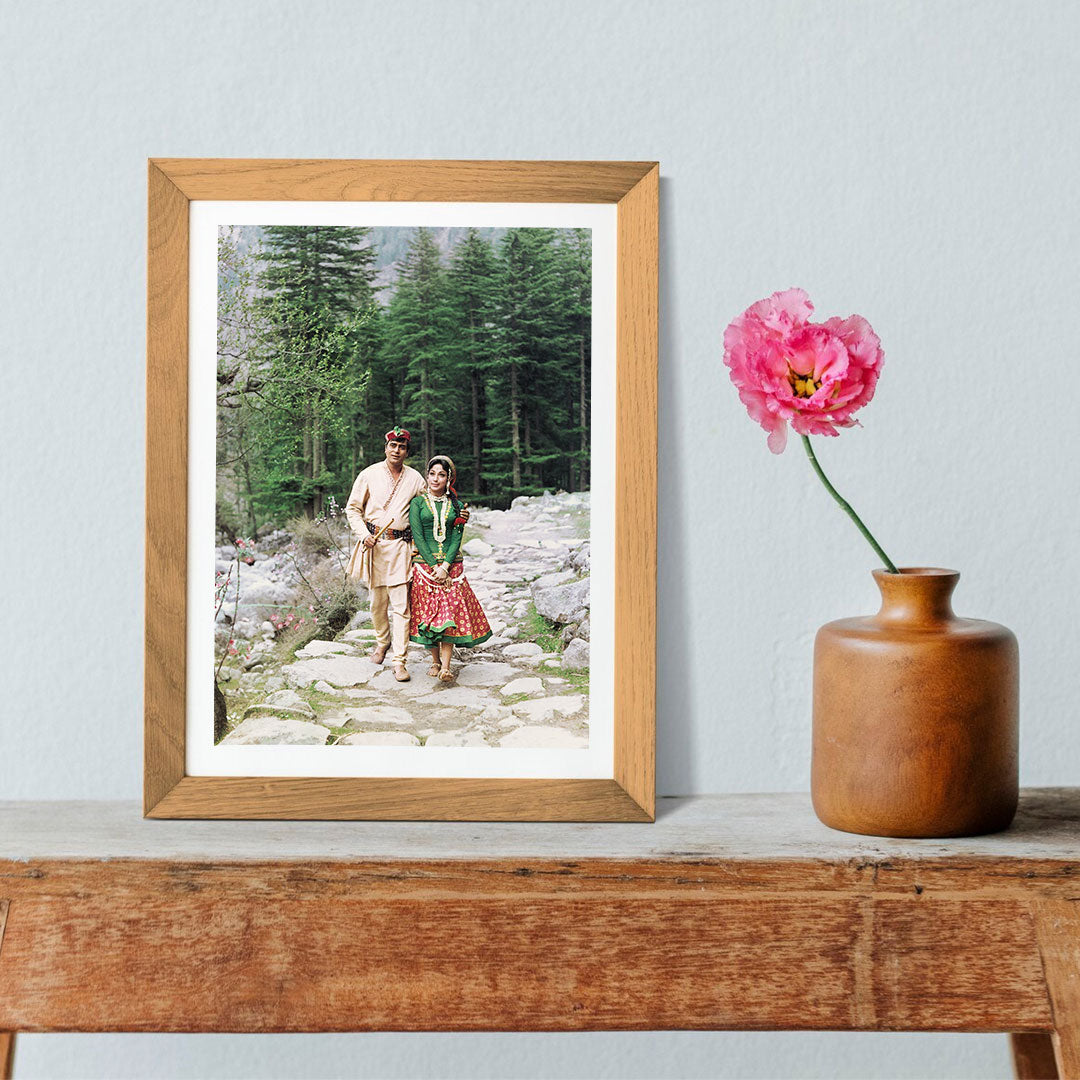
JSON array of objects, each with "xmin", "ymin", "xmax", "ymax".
[
  {"xmin": 813, "ymin": 569, "xmax": 1019, "ymax": 838},
  {"xmin": 614, "ymin": 165, "xmax": 658, "ymax": 819},
  {"xmin": 149, "ymin": 159, "xmax": 656, "ymax": 203},
  {"xmin": 1035, "ymin": 900, "xmax": 1080, "ymax": 1078},
  {"xmin": 145, "ymin": 162, "xmax": 189, "ymax": 814},
  {"xmin": 0, "ymin": 795, "xmax": 1076, "ymax": 1037},
  {"xmin": 1012, "ymin": 1034, "xmax": 1060, "ymax": 1079},
  {"xmin": 144, "ymin": 159, "xmax": 658, "ymax": 821},
  {"xmin": 145, "ymin": 776, "xmax": 652, "ymax": 822},
  {"xmin": 0, "ymin": 1033, "xmax": 12, "ymax": 1080},
  {"xmin": 0, "ymin": 901, "xmax": 10, "ymax": 1080},
  {"xmin": 0, "ymin": 861, "xmax": 1057, "ymax": 1034}
]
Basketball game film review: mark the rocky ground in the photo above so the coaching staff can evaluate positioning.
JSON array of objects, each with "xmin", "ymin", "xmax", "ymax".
[{"xmin": 216, "ymin": 491, "xmax": 591, "ymax": 749}]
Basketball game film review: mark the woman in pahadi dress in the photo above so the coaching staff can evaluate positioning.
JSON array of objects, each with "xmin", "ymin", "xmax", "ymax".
[{"xmin": 408, "ymin": 455, "xmax": 492, "ymax": 682}]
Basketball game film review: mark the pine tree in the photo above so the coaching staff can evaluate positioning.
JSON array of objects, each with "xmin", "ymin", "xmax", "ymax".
[
  {"xmin": 447, "ymin": 229, "xmax": 499, "ymax": 494},
  {"xmin": 556, "ymin": 229, "xmax": 592, "ymax": 491},
  {"xmin": 488, "ymin": 229, "xmax": 570, "ymax": 493},
  {"xmin": 380, "ymin": 228, "xmax": 457, "ymax": 465},
  {"xmin": 255, "ymin": 227, "xmax": 378, "ymax": 517}
]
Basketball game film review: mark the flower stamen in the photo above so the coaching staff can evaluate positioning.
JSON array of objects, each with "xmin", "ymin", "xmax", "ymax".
[{"xmin": 788, "ymin": 369, "xmax": 819, "ymax": 398}]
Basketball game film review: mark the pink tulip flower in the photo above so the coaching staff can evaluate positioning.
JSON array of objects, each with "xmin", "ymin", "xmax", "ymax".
[{"xmin": 723, "ymin": 288, "xmax": 884, "ymax": 454}]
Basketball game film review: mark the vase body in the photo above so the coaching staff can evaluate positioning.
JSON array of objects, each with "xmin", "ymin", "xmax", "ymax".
[{"xmin": 812, "ymin": 568, "xmax": 1018, "ymax": 838}]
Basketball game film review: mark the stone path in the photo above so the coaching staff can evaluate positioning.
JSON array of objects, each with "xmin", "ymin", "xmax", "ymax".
[{"xmin": 221, "ymin": 492, "xmax": 591, "ymax": 749}]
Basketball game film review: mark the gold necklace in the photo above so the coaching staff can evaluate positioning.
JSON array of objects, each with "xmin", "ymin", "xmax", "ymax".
[{"xmin": 424, "ymin": 491, "xmax": 449, "ymax": 551}]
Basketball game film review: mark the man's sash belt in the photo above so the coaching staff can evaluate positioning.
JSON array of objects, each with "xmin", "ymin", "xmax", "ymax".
[{"xmin": 366, "ymin": 520, "xmax": 412, "ymax": 542}]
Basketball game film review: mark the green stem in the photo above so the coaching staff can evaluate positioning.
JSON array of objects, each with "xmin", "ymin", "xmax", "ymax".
[{"xmin": 800, "ymin": 435, "xmax": 899, "ymax": 574}]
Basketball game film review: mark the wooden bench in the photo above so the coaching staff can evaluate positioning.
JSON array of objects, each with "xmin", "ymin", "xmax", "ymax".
[{"xmin": 1, "ymin": 790, "xmax": 1077, "ymax": 1079}]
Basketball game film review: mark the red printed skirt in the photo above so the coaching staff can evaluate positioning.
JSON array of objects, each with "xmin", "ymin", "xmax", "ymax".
[{"xmin": 409, "ymin": 561, "xmax": 492, "ymax": 647}]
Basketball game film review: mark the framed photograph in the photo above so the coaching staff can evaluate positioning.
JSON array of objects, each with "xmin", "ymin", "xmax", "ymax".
[{"xmin": 146, "ymin": 159, "xmax": 656, "ymax": 820}]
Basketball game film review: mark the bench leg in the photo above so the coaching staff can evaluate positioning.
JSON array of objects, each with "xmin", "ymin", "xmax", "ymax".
[
  {"xmin": 0, "ymin": 902, "xmax": 11, "ymax": 1079},
  {"xmin": 1035, "ymin": 901, "xmax": 1080, "ymax": 1079},
  {"xmin": 0, "ymin": 1032, "xmax": 13, "ymax": 1080},
  {"xmin": 1012, "ymin": 1034, "xmax": 1059, "ymax": 1079}
]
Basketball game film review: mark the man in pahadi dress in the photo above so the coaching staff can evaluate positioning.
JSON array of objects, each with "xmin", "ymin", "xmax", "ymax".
[{"xmin": 344, "ymin": 428, "xmax": 426, "ymax": 682}]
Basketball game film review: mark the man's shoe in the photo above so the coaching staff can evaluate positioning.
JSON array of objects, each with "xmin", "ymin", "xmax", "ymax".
[
  {"xmin": 394, "ymin": 663, "xmax": 410, "ymax": 682},
  {"xmin": 371, "ymin": 645, "xmax": 388, "ymax": 665}
]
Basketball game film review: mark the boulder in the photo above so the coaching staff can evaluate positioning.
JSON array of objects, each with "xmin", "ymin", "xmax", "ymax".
[
  {"xmin": 222, "ymin": 717, "xmax": 330, "ymax": 745},
  {"xmin": 503, "ymin": 642, "xmax": 543, "ymax": 658},
  {"xmin": 281, "ymin": 656, "xmax": 379, "ymax": 689},
  {"xmin": 343, "ymin": 705, "xmax": 415, "ymax": 729},
  {"xmin": 520, "ymin": 653, "xmax": 560, "ymax": 668},
  {"xmin": 425, "ymin": 730, "xmax": 490, "ymax": 747},
  {"xmin": 295, "ymin": 639, "xmax": 354, "ymax": 659},
  {"xmin": 340, "ymin": 731, "xmax": 420, "ymax": 746},
  {"xmin": 500, "ymin": 677, "xmax": 545, "ymax": 697},
  {"xmin": 531, "ymin": 577, "xmax": 590, "ymax": 624},
  {"xmin": 562, "ymin": 638, "xmax": 590, "ymax": 671},
  {"xmin": 569, "ymin": 543, "xmax": 591, "ymax": 573},
  {"xmin": 266, "ymin": 689, "xmax": 309, "ymax": 710},
  {"xmin": 413, "ymin": 686, "xmax": 495, "ymax": 709},
  {"xmin": 455, "ymin": 661, "xmax": 518, "ymax": 686},
  {"xmin": 498, "ymin": 725, "xmax": 588, "ymax": 749},
  {"xmin": 369, "ymin": 666, "xmax": 441, "ymax": 696},
  {"xmin": 510, "ymin": 695, "xmax": 585, "ymax": 724},
  {"xmin": 233, "ymin": 568, "xmax": 294, "ymax": 619},
  {"xmin": 242, "ymin": 703, "xmax": 315, "ymax": 721},
  {"xmin": 530, "ymin": 570, "xmax": 576, "ymax": 590},
  {"xmin": 463, "ymin": 538, "xmax": 493, "ymax": 557}
]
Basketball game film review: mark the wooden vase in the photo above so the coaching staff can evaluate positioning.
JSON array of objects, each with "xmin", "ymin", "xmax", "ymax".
[{"xmin": 811, "ymin": 568, "xmax": 1018, "ymax": 838}]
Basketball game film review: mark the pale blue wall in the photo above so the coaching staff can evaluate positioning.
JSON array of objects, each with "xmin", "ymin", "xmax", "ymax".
[{"xmin": 3, "ymin": 1, "xmax": 1076, "ymax": 1075}]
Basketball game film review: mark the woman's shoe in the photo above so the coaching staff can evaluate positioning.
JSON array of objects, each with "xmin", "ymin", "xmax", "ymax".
[
  {"xmin": 438, "ymin": 668, "xmax": 454, "ymax": 682},
  {"xmin": 427, "ymin": 663, "xmax": 441, "ymax": 677}
]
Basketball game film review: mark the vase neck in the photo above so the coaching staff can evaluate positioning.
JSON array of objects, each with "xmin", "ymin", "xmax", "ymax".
[{"xmin": 872, "ymin": 568, "xmax": 959, "ymax": 626}]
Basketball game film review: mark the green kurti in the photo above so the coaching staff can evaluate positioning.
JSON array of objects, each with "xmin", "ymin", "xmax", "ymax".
[
  {"xmin": 407, "ymin": 493, "xmax": 491, "ymax": 648},
  {"xmin": 409, "ymin": 493, "xmax": 464, "ymax": 567}
]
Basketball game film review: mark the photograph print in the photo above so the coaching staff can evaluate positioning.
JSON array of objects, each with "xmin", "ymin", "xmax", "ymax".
[{"xmin": 212, "ymin": 221, "xmax": 596, "ymax": 759}]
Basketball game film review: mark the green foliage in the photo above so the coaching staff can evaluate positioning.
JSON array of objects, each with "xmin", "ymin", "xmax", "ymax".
[
  {"xmin": 215, "ymin": 491, "xmax": 244, "ymax": 544},
  {"xmin": 380, "ymin": 228, "xmax": 458, "ymax": 465},
  {"xmin": 218, "ymin": 225, "xmax": 592, "ymax": 531},
  {"xmin": 520, "ymin": 602, "xmax": 563, "ymax": 654},
  {"xmin": 562, "ymin": 669, "xmax": 590, "ymax": 694},
  {"xmin": 287, "ymin": 513, "xmax": 351, "ymax": 558}
]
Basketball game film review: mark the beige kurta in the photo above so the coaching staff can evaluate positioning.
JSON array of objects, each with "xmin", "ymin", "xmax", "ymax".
[{"xmin": 344, "ymin": 463, "xmax": 425, "ymax": 587}]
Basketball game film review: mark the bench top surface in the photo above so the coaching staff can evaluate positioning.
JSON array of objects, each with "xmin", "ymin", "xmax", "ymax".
[{"xmin": 2, "ymin": 789, "xmax": 1077, "ymax": 863}]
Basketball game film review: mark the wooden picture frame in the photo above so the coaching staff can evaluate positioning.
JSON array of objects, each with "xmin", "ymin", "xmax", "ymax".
[{"xmin": 145, "ymin": 159, "xmax": 657, "ymax": 820}]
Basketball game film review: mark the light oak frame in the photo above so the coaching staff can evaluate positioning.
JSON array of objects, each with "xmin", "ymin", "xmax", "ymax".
[{"xmin": 145, "ymin": 159, "xmax": 657, "ymax": 821}]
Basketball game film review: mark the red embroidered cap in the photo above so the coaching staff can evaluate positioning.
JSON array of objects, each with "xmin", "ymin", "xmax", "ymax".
[{"xmin": 385, "ymin": 427, "xmax": 411, "ymax": 445}]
